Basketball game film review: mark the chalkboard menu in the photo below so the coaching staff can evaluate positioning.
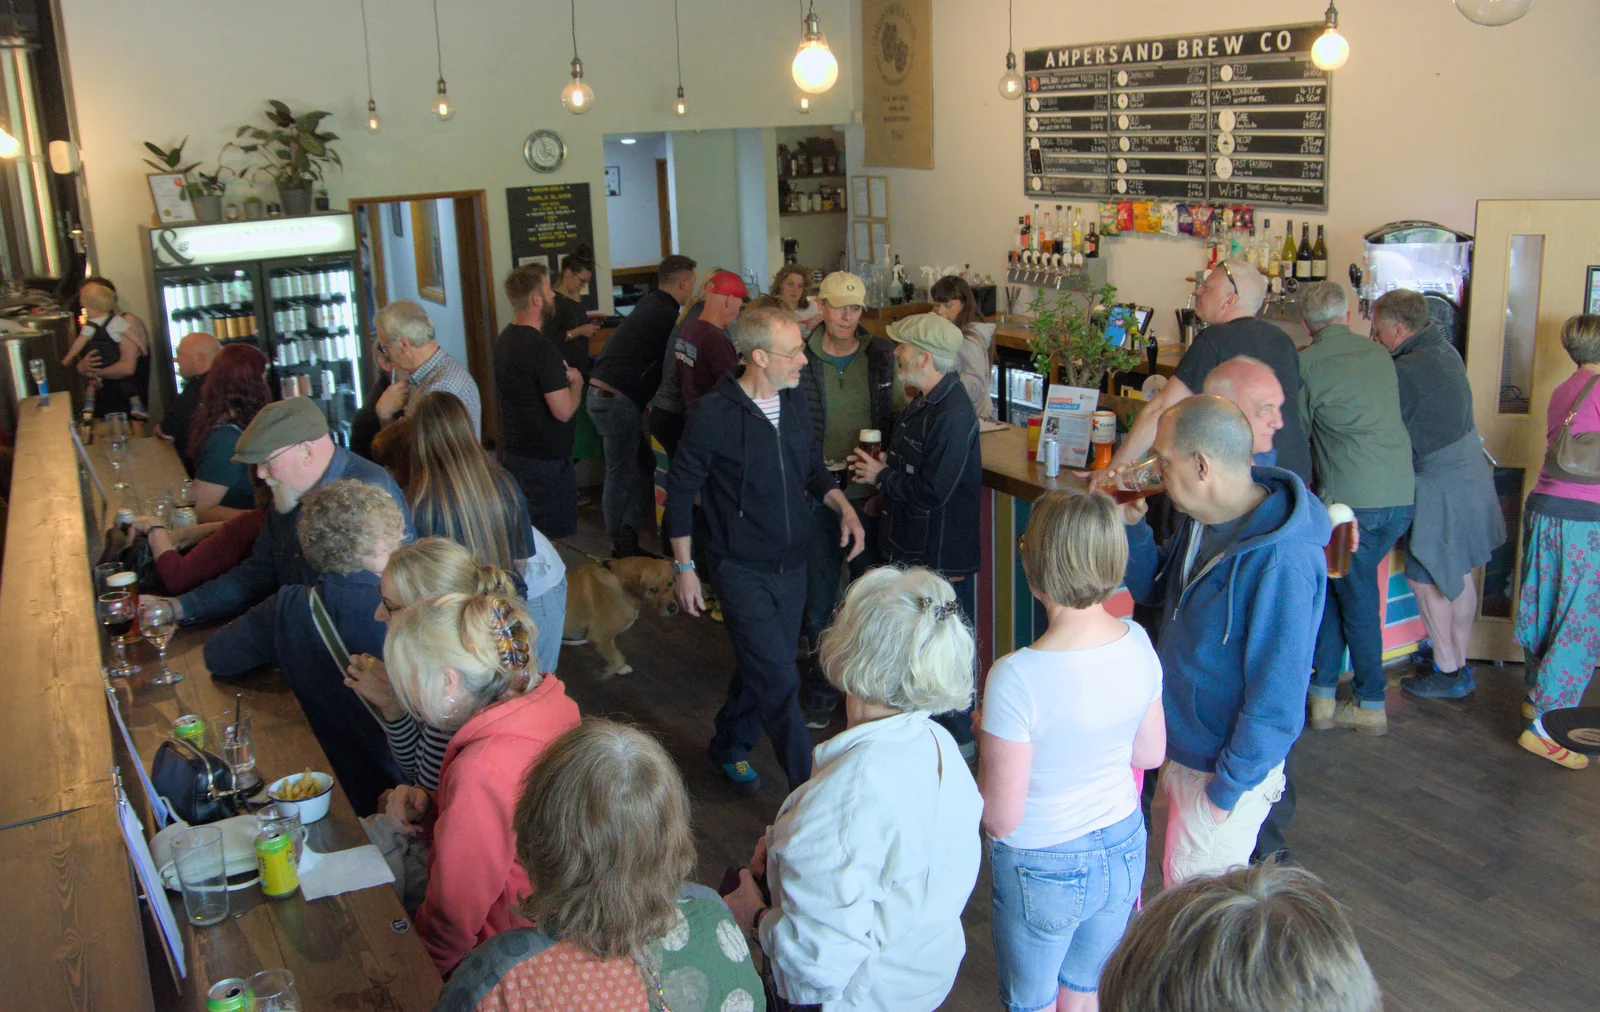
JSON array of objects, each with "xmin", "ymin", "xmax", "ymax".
[
  {"xmin": 1022, "ymin": 23, "xmax": 1330, "ymax": 210},
  {"xmin": 506, "ymin": 182, "xmax": 597, "ymax": 310}
]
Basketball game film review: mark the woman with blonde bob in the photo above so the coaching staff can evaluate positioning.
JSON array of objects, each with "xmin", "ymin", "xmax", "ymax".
[
  {"xmin": 383, "ymin": 592, "xmax": 580, "ymax": 975},
  {"xmin": 436, "ymin": 719, "xmax": 764, "ymax": 1010},
  {"xmin": 723, "ymin": 566, "xmax": 984, "ymax": 1011}
]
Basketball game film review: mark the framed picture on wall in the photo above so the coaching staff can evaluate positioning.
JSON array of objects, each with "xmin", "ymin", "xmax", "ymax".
[
  {"xmin": 605, "ymin": 165, "xmax": 621, "ymax": 196},
  {"xmin": 147, "ymin": 173, "xmax": 195, "ymax": 224},
  {"xmin": 388, "ymin": 202, "xmax": 405, "ymax": 237},
  {"xmin": 1586, "ymin": 265, "xmax": 1600, "ymax": 315},
  {"xmin": 411, "ymin": 200, "xmax": 447, "ymax": 305}
]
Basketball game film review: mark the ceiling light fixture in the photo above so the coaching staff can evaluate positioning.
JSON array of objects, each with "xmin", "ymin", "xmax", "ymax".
[
  {"xmin": 672, "ymin": 0, "xmax": 689, "ymax": 117},
  {"xmin": 791, "ymin": 0, "xmax": 838, "ymax": 94},
  {"xmin": 429, "ymin": 0, "xmax": 454, "ymax": 120},
  {"xmin": 359, "ymin": 0, "xmax": 381, "ymax": 131},
  {"xmin": 1453, "ymin": 0, "xmax": 1537, "ymax": 26},
  {"xmin": 1310, "ymin": 2, "xmax": 1349, "ymax": 71},
  {"xmin": 998, "ymin": 0, "xmax": 1023, "ymax": 100},
  {"xmin": 620, "ymin": 137, "xmax": 637, "ymax": 145},
  {"xmin": 561, "ymin": 0, "xmax": 595, "ymax": 114}
]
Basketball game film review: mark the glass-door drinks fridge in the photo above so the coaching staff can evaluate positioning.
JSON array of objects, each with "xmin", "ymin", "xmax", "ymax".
[{"xmin": 140, "ymin": 213, "xmax": 367, "ymax": 443}]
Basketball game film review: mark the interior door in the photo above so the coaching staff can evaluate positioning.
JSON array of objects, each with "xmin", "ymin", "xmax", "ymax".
[{"xmin": 1464, "ymin": 199, "xmax": 1600, "ymax": 661}]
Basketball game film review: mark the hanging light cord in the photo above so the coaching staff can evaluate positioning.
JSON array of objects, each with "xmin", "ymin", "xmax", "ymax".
[
  {"xmin": 570, "ymin": 0, "xmax": 580, "ymax": 61},
  {"xmin": 673, "ymin": 0, "xmax": 682, "ymax": 87},
  {"xmin": 1007, "ymin": 0, "xmax": 1014, "ymax": 52},
  {"xmin": 432, "ymin": 0, "xmax": 444, "ymax": 81},
  {"xmin": 359, "ymin": 0, "xmax": 375, "ymax": 100}
]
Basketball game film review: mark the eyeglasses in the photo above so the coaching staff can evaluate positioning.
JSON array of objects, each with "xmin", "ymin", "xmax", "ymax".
[
  {"xmin": 1217, "ymin": 261, "xmax": 1238, "ymax": 296},
  {"xmin": 765, "ymin": 345, "xmax": 805, "ymax": 361},
  {"xmin": 258, "ymin": 444, "xmax": 296, "ymax": 470}
]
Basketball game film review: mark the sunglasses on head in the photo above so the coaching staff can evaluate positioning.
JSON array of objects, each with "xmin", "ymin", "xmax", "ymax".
[{"xmin": 1217, "ymin": 261, "xmax": 1238, "ymax": 295}]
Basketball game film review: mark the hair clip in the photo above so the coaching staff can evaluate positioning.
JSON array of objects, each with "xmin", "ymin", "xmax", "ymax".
[
  {"xmin": 490, "ymin": 597, "xmax": 532, "ymax": 672},
  {"xmin": 917, "ymin": 596, "xmax": 961, "ymax": 621}
]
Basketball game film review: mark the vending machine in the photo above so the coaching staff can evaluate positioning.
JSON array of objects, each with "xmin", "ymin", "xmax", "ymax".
[{"xmin": 140, "ymin": 213, "xmax": 368, "ymax": 441}]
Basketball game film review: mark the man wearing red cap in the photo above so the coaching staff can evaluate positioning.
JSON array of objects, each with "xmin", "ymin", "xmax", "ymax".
[{"xmin": 674, "ymin": 270, "xmax": 747, "ymax": 408}]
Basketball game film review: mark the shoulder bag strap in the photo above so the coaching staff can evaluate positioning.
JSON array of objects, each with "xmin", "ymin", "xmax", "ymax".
[{"xmin": 1561, "ymin": 373, "xmax": 1600, "ymax": 429}]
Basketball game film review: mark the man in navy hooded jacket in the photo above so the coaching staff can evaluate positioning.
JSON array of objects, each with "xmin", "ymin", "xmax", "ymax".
[{"xmin": 1120, "ymin": 395, "xmax": 1328, "ymax": 886}]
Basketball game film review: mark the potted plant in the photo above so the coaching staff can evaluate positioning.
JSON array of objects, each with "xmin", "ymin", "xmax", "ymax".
[
  {"xmin": 236, "ymin": 99, "xmax": 341, "ymax": 217},
  {"xmin": 241, "ymin": 194, "xmax": 265, "ymax": 220},
  {"xmin": 142, "ymin": 136, "xmax": 200, "ymax": 213},
  {"xmin": 1024, "ymin": 281, "xmax": 1147, "ymax": 391}
]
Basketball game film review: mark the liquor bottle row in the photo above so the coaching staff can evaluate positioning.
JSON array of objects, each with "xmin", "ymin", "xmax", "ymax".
[
  {"xmin": 273, "ymin": 299, "xmax": 356, "ymax": 336},
  {"xmin": 1203, "ymin": 218, "xmax": 1331, "ymax": 291},
  {"xmin": 166, "ymin": 277, "xmax": 253, "ymax": 310},
  {"xmin": 277, "ymin": 366, "xmax": 348, "ymax": 401},
  {"xmin": 269, "ymin": 268, "xmax": 353, "ymax": 301},
  {"xmin": 167, "ymin": 308, "xmax": 258, "ymax": 341},
  {"xmin": 274, "ymin": 330, "xmax": 360, "ymax": 368},
  {"xmin": 1012, "ymin": 204, "xmax": 1101, "ymax": 269}
]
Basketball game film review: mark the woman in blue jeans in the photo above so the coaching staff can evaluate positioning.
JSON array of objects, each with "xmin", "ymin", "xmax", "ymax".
[{"xmin": 978, "ymin": 489, "xmax": 1166, "ymax": 1012}]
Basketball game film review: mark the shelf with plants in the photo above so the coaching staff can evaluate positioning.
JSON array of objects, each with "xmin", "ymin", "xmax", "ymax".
[{"xmin": 780, "ymin": 209, "xmax": 846, "ymax": 218}]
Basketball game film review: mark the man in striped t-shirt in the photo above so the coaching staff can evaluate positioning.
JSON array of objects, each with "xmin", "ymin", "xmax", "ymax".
[{"xmin": 665, "ymin": 307, "xmax": 865, "ymax": 795}]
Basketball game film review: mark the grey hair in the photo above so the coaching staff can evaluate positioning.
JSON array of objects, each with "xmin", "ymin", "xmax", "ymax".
[
  {"xmin": 1300, "ymin": 282, "xmax": 1349, "ymax": 332},
  {"xmin": 1099, "ymin": 863, "xmax": 1382, "ymax": 1012},
  {"xmin": 1559, "ymin": 314, "xmax": 1600, "ymax": 366},
  {"xmin": 1166, "ymin": 394, "xmax": 1254, "ymax": 473},
  {"xmin": 818, "ymin": 566, "xmax": 974, "ymax": 715},
  {"xmin": 733, "ymin": 305, "xmax": 797, "ymax": 358},
  {"xmin": 1222, "ymin": 260, "xmax": 1267, "ymax": 315},
  {"xmin": 1371, "ymin": 289, "xmax": 1430, "ymax": 335},
  {"xmin": 1202, "ymin": 356, "xmax": 1276, "ymax": 402},
  {"xmin": 375, "ymin": 300, "xmax": 436, "ymax": 348},
  {"xmin": 929, "ymin": 347, "xmax": 959, "ymax": 374}
]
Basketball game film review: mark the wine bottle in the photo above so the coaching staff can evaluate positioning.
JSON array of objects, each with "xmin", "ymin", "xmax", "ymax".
[
  {"xmin": 1280, "ymin": 220, "xmax": 1297, "ymax": 283},
  {"xmin": 1085, "ymin": 222, "xmax": 1099, "ymax": 258},
  {"xmin": 1311, "ymin": 225, "xmax": 1328, "ymax": 282},
  {"xmin": 1295, "ymin": 223, "xmax": 1313, "ymax": 280},
  {"xmin": 1070, "ymin": 206, "xmax": 1083, "ymax": 256}
]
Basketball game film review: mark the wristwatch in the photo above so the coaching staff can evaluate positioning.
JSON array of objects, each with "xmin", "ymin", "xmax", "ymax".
[{"xmin": 672, "ymin": 560, "xmax": 695, "ymax": 574}]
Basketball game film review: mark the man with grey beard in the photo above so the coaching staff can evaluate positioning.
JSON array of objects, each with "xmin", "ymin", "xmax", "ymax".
[{"xmin": 170, "ymin": 397, "xmax": 413, "ymax": 625}]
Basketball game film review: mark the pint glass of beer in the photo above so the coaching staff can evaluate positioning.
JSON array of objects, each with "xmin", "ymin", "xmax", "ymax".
[
  {"xmin": 1325, "ymin": 503, "xmax": 1356, "ymax": 579},
  {"xmin": 856, "ymin": 429, "xmax": 883, "ymax": 461},
  {"xmin": 1098, "ymin": 455, "xmax": 1164, "ymax": 505}
]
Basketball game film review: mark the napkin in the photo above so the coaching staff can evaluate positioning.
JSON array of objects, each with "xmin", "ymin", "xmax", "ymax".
[{"xmin": 298, "ymin": 844, "xmax": 395, "ymax": 902}]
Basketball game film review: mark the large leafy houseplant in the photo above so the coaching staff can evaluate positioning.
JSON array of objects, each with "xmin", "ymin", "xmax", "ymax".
[
  {"xmin": 236, "ymin": 100, "xmax": 341, "ymax": 215},
  {"xmin": 1025, "ymin": 281, "xmax": 1146, "ymax": 390}
]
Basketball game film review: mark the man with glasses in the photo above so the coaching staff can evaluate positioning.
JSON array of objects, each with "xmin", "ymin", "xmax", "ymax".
[
  {"xmin": 168, "ymin": 397, "xmax": 414, "ymax": 626},
  {"xmin": 1109, "ymin": 261, "xmax": 1312, "ymax": 484},
  {"xmin": 666, "ymin": 306, "xmax": 866, "ymax": 795}
]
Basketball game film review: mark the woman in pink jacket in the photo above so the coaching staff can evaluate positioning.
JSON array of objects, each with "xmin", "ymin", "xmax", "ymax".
[{"xmin": 383, "ymin": 591, "xmax": 581, "ymax": 974}]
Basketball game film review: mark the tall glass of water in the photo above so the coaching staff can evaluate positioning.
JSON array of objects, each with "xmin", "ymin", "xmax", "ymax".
[
  {"xmin": 140, "ymin": 598, "xmax": 179, "ymax": 685},
  {"xmin": 217, "ymin": 710, "xmax": 259, "ymax": 791},
  {"xmin": 27, "ymin": 358, "xmax": 47, "ymax": 404},
  {"xmin": 172, "ymin": 825, "xmax": 229, "ymax": 926}
]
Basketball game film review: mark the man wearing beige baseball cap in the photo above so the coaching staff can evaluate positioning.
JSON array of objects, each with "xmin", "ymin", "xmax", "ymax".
[
  {"xmin": 795, "ymin": 270, "xmax": 905, "ymax": 729},
  {"xmin": 169, "ymin": 397, "xmax": 413, "ymax": 625},
  {"xmin": 849, "ymin": 312, "xmax": 983, "ymax": 757}
]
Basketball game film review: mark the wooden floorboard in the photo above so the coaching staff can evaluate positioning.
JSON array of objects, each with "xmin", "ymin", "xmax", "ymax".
[{"xmin": 552, "ymin": 506, "xmax": 1600, "ymax": 1011}]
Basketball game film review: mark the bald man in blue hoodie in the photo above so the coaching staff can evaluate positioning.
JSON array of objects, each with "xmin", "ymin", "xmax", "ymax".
[{"xmin": 1120, "ymin": 395, "xmax": 1329, "ymax": 886}]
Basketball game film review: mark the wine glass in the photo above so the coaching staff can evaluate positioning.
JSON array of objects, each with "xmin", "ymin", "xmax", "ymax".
[
  {"xmin": 140, "ymin": 598, "xmax": 180, "ymax": 685},
  {"xmin": 245, "ymin": 969, "xmax": 301, "ymax": 1012},
  {"xmin": 99, "ymin": 591, "xmax": 138, "ymax": 678},
  {"xmin": 105, "ymin": 411, "xmax": 129, "ymax": 443},
  {"xmin": 106, "ymin": 438, "xmax": 129, "ymax": 491},
  {"xmin": 27, "ymin": 358, "xmax": 47, "ymax": 405}
]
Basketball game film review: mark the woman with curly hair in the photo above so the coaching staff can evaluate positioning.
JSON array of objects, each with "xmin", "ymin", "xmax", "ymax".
[
  {"xmin": 407, "ymin": 390, "xmax": 568, "ymax": 672},
  {"xmin": 186, "ymin": 342, "xmax": 271, "ymax": 520},
  {"xmin": 772, "ymin": 262, "xmax": 821, "ymax": 329}
]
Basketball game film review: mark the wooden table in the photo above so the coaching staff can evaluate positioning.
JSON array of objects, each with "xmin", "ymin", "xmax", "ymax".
[{"xmin": 83, "ymin": 428, "xmax": 442, "ymax": 1010}]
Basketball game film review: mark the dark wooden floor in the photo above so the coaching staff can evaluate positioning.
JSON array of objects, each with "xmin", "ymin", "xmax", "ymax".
[{"xmin": 552, "ymin": 511, "xmax": 1600, "ymax": 1012}]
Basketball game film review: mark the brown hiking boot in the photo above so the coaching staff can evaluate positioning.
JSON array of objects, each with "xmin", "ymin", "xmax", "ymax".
[
  {"xmin": 1308, "ymin": 695, "xmax": 1336, "ymax": 730},
  {"xmin": 1332, "ymin": 700, "xmax": 1388, "ymax": 736}
]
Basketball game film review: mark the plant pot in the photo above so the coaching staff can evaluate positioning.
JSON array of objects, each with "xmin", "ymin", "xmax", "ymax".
[
  {"xmin": 192, "ymin": 194, "xmax": 223, "ymax": 223},
  {"xmin": 278, "ymin": 185, "xmax": 312, "ymax": 217},
  {"xmin": 242, "ymin": 200, "xmax": 264, "ymax": 221}
]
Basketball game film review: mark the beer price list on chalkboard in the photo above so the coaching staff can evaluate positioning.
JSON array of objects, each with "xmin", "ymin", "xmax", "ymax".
[{"xmin": 1022, "ymin": 23, "xmax": 1330, "ymax": 210}]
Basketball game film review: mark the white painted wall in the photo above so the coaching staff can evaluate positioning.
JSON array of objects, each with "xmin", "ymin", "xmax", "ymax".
[
  {"xmin": 842, "ymin": 0, "xmax": 1600, "ymax": 341},
  {"xmin": 668, "ymin": 129, "xmax": 743, "ymax": 275},
  {"xmin": 735, "ymin": 127, "xmax": 780, "ymax": 286},
  {"xmin": 379, "ymin": 199, "xmax": 468, "ymax": 370},
  {"xmin": 603, "ymin": 134, "xmax": 667, "ymax": 268},
  {"xmin": 57, "ymin": 0, "xmax": 858, "ymax": 326}
]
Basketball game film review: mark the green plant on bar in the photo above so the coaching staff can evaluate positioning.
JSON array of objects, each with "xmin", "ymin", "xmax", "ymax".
[{"xmin": 1024, "ymin": 281, "xmax": 1145, "ymax": 391}]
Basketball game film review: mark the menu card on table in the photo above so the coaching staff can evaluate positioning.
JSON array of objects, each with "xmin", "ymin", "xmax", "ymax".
[{"xmin": 1040, "ymin": 385, "xmax": 1100, "ymax": 468}]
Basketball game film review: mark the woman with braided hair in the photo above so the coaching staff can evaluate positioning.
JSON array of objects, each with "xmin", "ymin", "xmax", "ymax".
[
  {"xmin": 721, "ymin": 565, "xmax": 983, "ymax": 1011},
  {"xmin": 384, "ymin": 591, "xmax": 581, "ymax": 974}
]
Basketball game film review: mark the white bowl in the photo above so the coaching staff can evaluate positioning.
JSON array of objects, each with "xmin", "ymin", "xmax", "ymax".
[{"xmin": 266, "ymin": 771, "xmax": 334, "ymax": 824}]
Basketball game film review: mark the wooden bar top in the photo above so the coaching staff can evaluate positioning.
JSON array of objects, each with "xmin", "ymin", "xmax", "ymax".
[
  {"xmin": 980, "ymin": 423, "xmax": 1092, "ymax": 502},
  {"xmin": 82, "ymin": 433, "xmax": 442, "ymax": 1010}
]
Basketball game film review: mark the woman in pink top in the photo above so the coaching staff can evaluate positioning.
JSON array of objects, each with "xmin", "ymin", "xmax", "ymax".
[
  {"xmin": 1516, "ymin": 314, "xmax": 1600, "ymax": 769},
  {"xmin": 383, "ymin": 591, "xmax": 581, "ymax": 972}
]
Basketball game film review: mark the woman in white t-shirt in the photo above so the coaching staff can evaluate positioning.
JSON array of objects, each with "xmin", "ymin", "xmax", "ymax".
[{"xmin": 978, "ymin": 488, "xmax": 1166, "ymax": 1012}]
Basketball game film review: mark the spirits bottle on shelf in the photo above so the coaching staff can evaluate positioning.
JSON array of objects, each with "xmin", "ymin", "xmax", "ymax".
[
  {"xmin": 1295, "ymin": 223, "xmax": 1314, "ymax": 280},
  {"xmin": 1311, "ymin": 225, "xmax": 1328, "ymax": 283}
]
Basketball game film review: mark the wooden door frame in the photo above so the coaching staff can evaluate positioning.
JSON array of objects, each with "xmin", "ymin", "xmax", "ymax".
[{"xmin": 347, "ymin": 189, "xmax": 501, "ymax": 448}]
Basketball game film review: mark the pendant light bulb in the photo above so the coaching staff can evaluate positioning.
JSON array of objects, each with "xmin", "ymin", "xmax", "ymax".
[
  {"xmin": 0, "ymin": 127, "xmax": 20, "ymax": 159},
  {"xmin": 365, "ymin": 99, "xmax": 382, "ymax": 133},
  {"xmin": 562, "ymin": 58, "xmax": 595, "ymax": 114},
  {"xmin": 1310, "ymin": 3, "xmax": 1349, "ymax": 71},
  {"xmin": 792, "ymin": 11, "xmax": 838, "ymax": 94},
  {"xmin": 794, "ymin": 94, "xmax": 813, "ymax": 115},
  {"xmin": 998, "ymin": 51, "xmax": 1024, "ymax": 100},
  {"xmin": 430, "ymin": 79, "xmax": 455, "ymax": 120},
  {"xmin": 1453, "ymin": 0, "xmax": 1537, "ymax": 26},
  {"xmin": 674, "ymin": 85, "xmax": 689, "ymax": 118}
]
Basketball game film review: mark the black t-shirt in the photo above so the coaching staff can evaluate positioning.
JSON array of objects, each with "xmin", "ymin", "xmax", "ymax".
[
  {"xmin": 161, "ymin": 377, "xmax": 205, "ymax": 468},
  {"xmin": 550, "ymin": 293, "xmax": 593, "ymax": 378},
  {"xmin": 591, "ymin": 288, "xmax": 682, "ymax": 407},
  {"xmin": 496, "ymin": 324, "xmax": 574, "ymax": 460},
  {"xmin": 1173, "ymin": 316, "xmax": 1313, "ymax": 482}
]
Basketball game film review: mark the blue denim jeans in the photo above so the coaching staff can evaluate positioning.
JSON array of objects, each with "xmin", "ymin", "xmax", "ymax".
[
  {"xmin": 524, "ymin": 575, "xmax": 568, "ymax": 676},
  {"xmin": 585, "ymin": 390, "xmax": 654, "ymax": 544},
  {"xmin": 990, "ymin": 808, "xmax": 1147, "ymax": 1009},
  {"xmin": 1311, "ymin": 505, "xmax": 1415, "ymax": 707}
]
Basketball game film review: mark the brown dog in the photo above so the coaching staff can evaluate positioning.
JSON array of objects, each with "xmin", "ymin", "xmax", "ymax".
[{"xmin": 561, "ymin": 556, "xmax": 679, "ymax": 677}]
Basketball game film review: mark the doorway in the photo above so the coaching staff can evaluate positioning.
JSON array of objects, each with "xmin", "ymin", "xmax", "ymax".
[{"xmin": 349, "ymin": 190, "xmax": 499, "ymax": 446}]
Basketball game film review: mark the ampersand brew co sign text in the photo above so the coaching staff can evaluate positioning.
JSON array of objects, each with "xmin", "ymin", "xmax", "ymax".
[{"xmin": 862, "ymin": 0, "xmax": 933, "ymax": 169}]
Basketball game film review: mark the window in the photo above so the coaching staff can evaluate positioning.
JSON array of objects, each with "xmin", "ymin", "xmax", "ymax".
[{"xmin": 1497, "ymin": 234, "xmax": 1543, "ymax": 415}]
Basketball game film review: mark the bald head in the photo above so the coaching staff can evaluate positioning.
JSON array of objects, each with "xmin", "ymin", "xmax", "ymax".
[
  {"xmin": 1164, "ymin": 395, "xmax": 1255, "ymax": 474},
  {"xmin": 1204, "ymin": 356, "xmax": 1285, "ymax": 456},
  {"xmin": 175, "ymin": 331, "xmax": 220, "ymax": 380},
  {"xmin": 80, "ymin": 282, "xmax": 116, "ymax": 316}
]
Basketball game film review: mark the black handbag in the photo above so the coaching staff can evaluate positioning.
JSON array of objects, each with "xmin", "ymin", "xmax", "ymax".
[
  {"xmin": 150, "ymin": 737, "xmax": 243, "ymax": 825},
  {"xmin": 96, "ymin": 526, "xmax": 167, "ymax": 594}
]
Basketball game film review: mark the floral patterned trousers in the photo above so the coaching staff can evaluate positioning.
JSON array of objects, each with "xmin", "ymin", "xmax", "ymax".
[{"xmin": 1517, "ymin": 509, "xmax": 1600, "ymax": 719}]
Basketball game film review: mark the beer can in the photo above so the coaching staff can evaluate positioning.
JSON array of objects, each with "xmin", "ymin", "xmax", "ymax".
[
  {"xmin": 174, "ymin": 714, "xmax": 208, "ymax": 749},
  {"xmin": 320, "ymin": 370, "xmax": 336, "ymax": 398},
  {"xmin": 256, "ymin": 828, "xmax": 300, "ymax": 898},
  {"xmin": 1042, "ymin": 437, "xmax": 1061, "ymax": 478},
  {"xmin": 206, "ymin": 978, "xmax": 253, "ymax": 1012},
  {"xmin": 173, "ymin": 505, "xmax": 199, "ymax": 528}
]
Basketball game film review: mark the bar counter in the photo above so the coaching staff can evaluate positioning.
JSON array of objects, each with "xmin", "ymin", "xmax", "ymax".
[{"xmin": 8, "ymin": 396, "xmax": 442, "ymax": 1010}]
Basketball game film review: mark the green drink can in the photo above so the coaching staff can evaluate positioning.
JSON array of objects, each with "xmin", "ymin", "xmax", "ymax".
[
  {"xmin": 205, "ymin": 978, "xmax": 253, "ymax": 1011},
  {"xmin": 174, "ymin": 714, "xmax": 207, "ymax": 750}
]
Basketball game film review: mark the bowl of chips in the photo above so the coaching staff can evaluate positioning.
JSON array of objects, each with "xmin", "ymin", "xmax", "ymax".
[{"xmin": 267, "ymin": 769, "xmax": 334, "ymax": 824}]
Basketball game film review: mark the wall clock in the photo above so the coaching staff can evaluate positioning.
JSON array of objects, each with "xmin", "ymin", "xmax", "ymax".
[{"xmin": 524, "ymin": 130, "xmax": 567, "ymax": 173}]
